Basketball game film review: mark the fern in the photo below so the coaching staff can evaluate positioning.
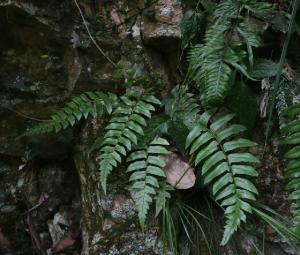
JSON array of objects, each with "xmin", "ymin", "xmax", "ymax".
[
  {"xmin": 185, "ymin": 110, "xmax": 259, "ymax": 245},
  {"xmin": 98, "ymin": 94, "xmax": 161, "ymax": 193},
  {"xmin": 164, "ymin": 85, "xmax": 200, "ymax": 129},
  {"xmin": 188, "ymin": 0, "xmax": 274, "ymax": 106},
  {"xmin": 214, "ymin": 0, "xmax": 274, "ymax": 21},
  {"xmin": 188, "ymin": 22, "xmax": 249, "ymax": 106},
  {"xmin": 25, "ymin": 91, "xmax": 117, "ymax": 135},
  {"xmin": 280, "ymin": 103, "xmax": 300, "ymax": 232},
  {"xmin": 127, "ymin": 137, "xmax": 170, "ymax": 228}
]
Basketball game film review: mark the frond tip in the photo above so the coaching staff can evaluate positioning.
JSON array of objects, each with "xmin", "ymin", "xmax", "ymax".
[
  {"xmin": 185, "ymin": 110, "xmax": 259, "ymax": 245},
  {"xmin": 24, "ymin": 91, "xmax": 117, "ymax": 135},
  {"xmin": 127, "ymin": 137, "xmax": 170, "ymax": 229}
]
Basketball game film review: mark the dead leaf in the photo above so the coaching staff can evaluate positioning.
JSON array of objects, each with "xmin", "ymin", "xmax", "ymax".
[{"xmin": 161, "ymin": 153, "xmax": 196, "ymax": 189}]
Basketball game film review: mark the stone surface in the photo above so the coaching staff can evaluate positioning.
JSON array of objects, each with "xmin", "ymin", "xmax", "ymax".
[{"xmin": 141, "ymin": 0, "xmax": 183, "ymax": 51}]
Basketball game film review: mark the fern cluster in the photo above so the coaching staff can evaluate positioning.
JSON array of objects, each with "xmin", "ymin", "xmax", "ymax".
[
  {"xmin": 188, "ymin": 0, "xmax": 274, "ymax": 106},
  {"xmin": 98, "ymin": 94, "xmax": 161, "ymax": 193},
  {"xmin": 186, "ymin": 110, "xmax": 259, "ymax": 244},
  {"xmin": 281, "ymin": 103, "xmax": 300, "ymax": 232}
]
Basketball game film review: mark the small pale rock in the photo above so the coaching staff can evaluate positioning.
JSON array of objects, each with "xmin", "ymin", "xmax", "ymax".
[{"xmin": 161, "ymin": 153, "xmax": 196, "ymax": 189}]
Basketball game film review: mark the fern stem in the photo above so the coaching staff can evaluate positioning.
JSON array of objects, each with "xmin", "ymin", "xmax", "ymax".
[{"xmin": 265, "ymin": 0, "xmax": 300, "ymax": 144}]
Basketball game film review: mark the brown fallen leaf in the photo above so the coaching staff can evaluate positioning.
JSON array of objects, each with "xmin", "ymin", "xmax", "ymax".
[
  {"xmin": 0, "ymin": 228, "xmax": 9, "ymax": 247},
  {"xmin": 161, "ymin": 153, "xmax": 196, "ymax": 189}
]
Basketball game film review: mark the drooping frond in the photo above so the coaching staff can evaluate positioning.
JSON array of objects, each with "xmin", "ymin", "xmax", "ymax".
[
  {"xmin": 185, "ymin": 110, "xmax": 259, "ymax": 245},
  {"xmin": 98, "ymin": 94, "xmax": 161, "ymax": 193},
  {"xmin": 25, "ymin": 91, "xmax": 117, "ymax": 135},
  {"xmin": 281, "ymin": 103, "xmax": 300, "ymax": 232},
  {"xmin": 127, "ymin": 137, "xmax": 170, "ymax": 228}
]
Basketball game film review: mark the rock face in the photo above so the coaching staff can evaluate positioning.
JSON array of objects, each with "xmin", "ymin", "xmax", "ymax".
[
  {"xmin": 0, "ymin": 0, "xmax": 294, "ymax": 255},
  {"xmin": 141, "ymin": 0, "xmax": 183, "ymax": 51},
  {"xmin": 0, "ymin": 0, "xmax": 178, "ymax": 254}
]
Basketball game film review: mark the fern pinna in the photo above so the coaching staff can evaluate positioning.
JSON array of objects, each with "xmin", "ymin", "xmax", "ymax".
[
  {"xmin": 188, "ymin": 0, "xmax": 274, "ymax": 106},
  {"xmin": 98, "ymin": 94, "xmax": 161, "ymax": 193},
  {"xmin": 25, "ymin": 91, "xmax": 117, "ymax": 135},
  {"xmin": 127, "ymin": 137, "xmax": 170, "ymax": 228},
  {"xmin": 185, "ymin": 110, "xmax": 259, "ymax": 245},
  {"xmin": 281, "ymin": 103, "xmax": 300, "ymax": 233}
]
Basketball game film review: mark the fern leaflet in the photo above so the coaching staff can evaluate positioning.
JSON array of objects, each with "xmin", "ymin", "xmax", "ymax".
[
  {"xmin": 185, "ymin": 110, "xmax": 259, "ymax": 245},
  {"xmin": 127, "ymin": 137, "xmax": 170, "ymax": 228}
]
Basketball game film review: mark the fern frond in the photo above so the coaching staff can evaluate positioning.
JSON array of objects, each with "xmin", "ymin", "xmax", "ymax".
[
  {"xmin": 98, "ymin": 94, "xmax": 161, "ymax": 194},
  {"xmin": 164, "ymin": 85, "xmax": 200, "ymax": 129},
  {"xmin": 127, "ymin": 137, "xmax": 170, "ymax": 228},
  {"xmin": 189, "ymin": 39, "xmax": 246, "ymax": 106},
  {"xmin": 185, "ymin": 110, "xmax": 259, "ymax": 245},
  {"xmin": 25, "ymin": 91, "xmax": 117, "ymax": 135},
  {"xmin": 214, "ymin": 0, "xmax": 274, "ymax": 21},
  {"xmin": 244, "ymin": 0, "xmax": 274, "ymax": 20},
  {"xmin": 281, "ymin": 103, "xmax": 300, "ymax": 230},
  {"xmin": 188, "ymin": 0, "xmax": 274, "ymax": 107}
]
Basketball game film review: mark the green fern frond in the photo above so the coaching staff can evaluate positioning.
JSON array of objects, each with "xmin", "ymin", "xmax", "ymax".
[
  {"xmin": 244, "ymin": 0, "xmax": 274, "ymax": 20},
  {"xmin": 185, "ymin": 110, "xmax": 259, "ymax": 245},
  {"xmin": 281, "ymin": 103, "xmax": 300, "ymax": 231},
  {"xmin": 188, "ymin": 0, "xmax": 274, "ymax": 107},
  {"xmin": 127, "ymin": 137, "xmax": 170, "ymax": 228},
  {"xmin": 24, "ymin": 91, "xmax": 117, "ymax": 135},
  {"xmin": 164, "ymin": 85, "xmax": 200, "ymax": 129},
  {"xmin": 189, "ymin": 39, "xmax": 246, "ymax": 106},
  {"xmin": 98, "ymin": 94, "xmax": 161, "ymax": 194}
]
